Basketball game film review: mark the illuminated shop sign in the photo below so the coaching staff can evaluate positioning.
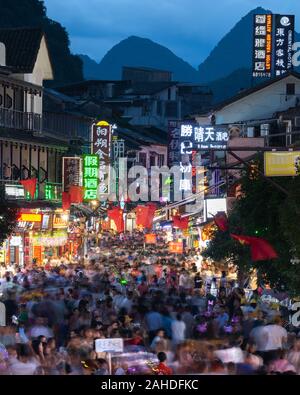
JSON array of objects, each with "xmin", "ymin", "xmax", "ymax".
[
  {"xmin": 92, "ymin": 121, "xmax": 111, "ymax": 195},
  {"xmin": 63, "ymin": 157, "xmax": 82, "ymax": 192},
  {"xmin": 252, "ymin": 14, "xmax": 273, "ymax": 78},
  {"xmin": 5, "ymin": 185, "xmax": 25, "ymax": 199},
  {"xmin": 274, "ymin": 15, "xmax": 295, "ymax": 76},
  {"xmin": 83, "ymin": 154, "xmax": 99, "ymax": 201},
  {"xmin": 180, "ymin": 124, "xmax": 229, "ymax": 152},
  {"xmin": 18, "ymin": 213, "xmax": 42, "ymax": 222}
]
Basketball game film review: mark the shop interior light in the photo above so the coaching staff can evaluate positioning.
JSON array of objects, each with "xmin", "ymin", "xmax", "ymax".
[{"xmin": 62, "ymin": 214, "xmax": 69, "ymax": 222}]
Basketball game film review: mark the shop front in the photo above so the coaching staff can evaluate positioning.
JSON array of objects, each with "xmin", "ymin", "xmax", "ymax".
[{"xmin": 9, "ymin": 209, "xmax": 70, "ymax": 266}]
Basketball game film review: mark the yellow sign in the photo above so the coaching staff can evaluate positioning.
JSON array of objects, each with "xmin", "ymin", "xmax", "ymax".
[
  {"xmin": 264, "ymin": 152, "xmax": 300, "ymax": 177},
  {"xmin": 18, "ymin": 213, "xmax": 42, "ymax": 222},
  {"xmin": 96, "ymin": 120, "xmax": 109, "ymax": 126}
]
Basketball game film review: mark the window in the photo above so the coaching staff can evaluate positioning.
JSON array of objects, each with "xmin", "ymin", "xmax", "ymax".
[
  {"xmin": 150, "ymin": 155, "xmax": 156, "ymax": 167},
  {"xmin": 286, "ymin": 83, "xmax": 295, "ymax": 95},
  {"xmin": 165, "ymin": 101, "xmax": 178, "ymax": 117},
  {"xmin": 158, "ymin": 154, "xmax": 165, "ymax": 167},
  {"xmin": 139, "ymin": 152, "xmax": 147, "ymax": 167},
  {"xmin": 157, "ymin": 100, "xmax": 162, "ymax": 116}
]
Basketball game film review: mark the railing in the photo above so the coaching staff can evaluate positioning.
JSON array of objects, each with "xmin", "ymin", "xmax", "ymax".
[
  {"xmin": 43, "ymin": 111, "xmax": 91, "ymax": 140},
  {"xmin": 0, "ymin": 179, "xmax": 62, "ymax": 202},
  {"xmin": 0, "ymin": 107, "xmax": 42, "ymax": 132},
  {"xmin": 0, "ymin": 108, "xmax": 91, "ymax": 139}
]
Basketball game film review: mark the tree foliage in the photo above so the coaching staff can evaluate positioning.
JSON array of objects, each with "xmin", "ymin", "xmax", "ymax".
[
  {"xmin": 0, "ymin": 200, "xmax": 18, "ymax": 245},
  {"xmin": 0, "ymin": 0, "xmax": 83, "ymax": 86},
  {"xmin": 203, "ymin": 154, "xmax": 300, "ymax": 296}
]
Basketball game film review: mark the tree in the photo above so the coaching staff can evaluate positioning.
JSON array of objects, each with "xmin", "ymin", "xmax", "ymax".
[
  {"xmin": 203, "ymin": 154, "xmax": 300, "ymax": 295},
  {"xmin": 0, "ymin": 199, "xmax": 18, "ymax": 245}
]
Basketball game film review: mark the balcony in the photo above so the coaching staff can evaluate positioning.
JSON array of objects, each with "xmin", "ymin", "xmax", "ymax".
[
  {"xmin": 0, "ymin": 107, "xmax": 42, "ymax": 132},
  {"xmin": 0, "ymin": 180, "xmax": 62, "ymax": 203},
  {"xmin": 0, "ymin": 107, "xmax": 91, "ymax": 141}
]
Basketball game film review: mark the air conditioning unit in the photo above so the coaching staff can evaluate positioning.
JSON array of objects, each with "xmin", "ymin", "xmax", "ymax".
[
  {"xmin": 247, "ymin": 127, "xmax": 255, "ymax": 138},
  {"xmin": 260, "ymin": 124, "xmax": 270, "ymax": 137}
]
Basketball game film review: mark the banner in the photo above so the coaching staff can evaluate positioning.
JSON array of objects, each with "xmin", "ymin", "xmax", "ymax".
[
  {"xmin": 274, "ymin": 14, "xmax": 295, "ymax": 77},
  {"xmin": 264, "ymin": 151, "xmax": 300, "ymax": 176},
  {"xmin": 252, "ymin": 14, "xmax": 273, "ymax": 78}
]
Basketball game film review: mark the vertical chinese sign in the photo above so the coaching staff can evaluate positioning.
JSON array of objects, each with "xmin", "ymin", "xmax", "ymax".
[
  {"xmin": 83, "ymin": 155, "xmax": 99, "ymax": 201},
  {"xmin": 274, "ymin": 15, "xmax": 295, "ymax": 77},
  {"xmin": 252, "ymin": 14, "xmax": 273, "ymax": 78},
  {"xmin": 167, "ymin": 120, "xmax": 181, "ymax": 167},
  {"xmin": 179, "ymin": 123, "xmax": 228, "ymax": 199},
  {"xmin": 62, "ymin": 157, "xmax": 82, "ymax": 192},
  {"xmin": 92, "ymin": 121, "xmax": 111, "ymax": 197}
]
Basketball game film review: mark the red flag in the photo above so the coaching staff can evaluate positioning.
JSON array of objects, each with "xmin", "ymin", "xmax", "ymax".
[
  {"xmin": 231, "ymin": 234, "xmax": 278, "ymax": 261},
  {"xmin": 214, "ymin": 212, "xmax": 229, "ymax": 232},
  {"xmin": 107, "ymin": 207, "xmax": 124, "ymax": 233},
  {"xmin": 62, "ymin": 192, "xmax": 71, "ymax": 211},
  {"xmin": 20, "ymin": 178, "xmax": 37, "ymax": 199},
  {"xmin": 172, "ymin": 215, "xmax": 189, "ymax": 230},
  {"xmin": 136, "ymin": 204, "xmax": 157, "ymax": 229},
  {"xmin": 69, "ymin": 186, "xmax": 84, "ymax": 204},
  {"xmin": 136, "ymin": 206, "xmax": 149, "ymax": 228},
  {"xmin": 145, "ymin": 203, "xmax": 157, "ymax": 229}
]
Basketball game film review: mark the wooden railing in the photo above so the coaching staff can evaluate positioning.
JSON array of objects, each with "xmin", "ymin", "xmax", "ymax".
[{"xmin": 0, "ymin": 108, "xmax": 42, "ymax": 132}]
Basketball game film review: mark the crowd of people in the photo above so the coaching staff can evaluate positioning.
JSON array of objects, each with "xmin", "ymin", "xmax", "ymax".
[{"xmin": 0, "ymin": 230, "xmax": 299, "ymax": 375}]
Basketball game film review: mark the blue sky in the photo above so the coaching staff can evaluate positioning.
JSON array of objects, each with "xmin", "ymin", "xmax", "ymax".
[{"xmin": 44, "ymin": 0, "xmax": 300, "ymax": 67}]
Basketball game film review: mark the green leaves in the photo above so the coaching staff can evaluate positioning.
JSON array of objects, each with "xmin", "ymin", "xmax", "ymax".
[{"xmin": 204, "ymin": 154, "xmax": 300, "ymax": 295}]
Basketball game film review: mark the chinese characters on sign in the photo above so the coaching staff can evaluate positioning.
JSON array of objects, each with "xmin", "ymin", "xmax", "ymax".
[
  {"xmin": 62, "ymin": 157, "xmax": 82, "ymax": 192},
  {"xmin": 95, "ymin": 338, "xmax": 124, "ymax": 353},
  {"xmin": 83, "ymin": 155, "xmax": 99, "ymax": 201},
  {"xmin": 252, "ymin": 14, "xmax": 273, "ymax": 78},
  {"xmin": 167, "ymin": 120, "xmax": 181, "ymax": 166},
  {"xmin": 180, "ymin": 124, "xmax": 229, "ymax": 152},
  {"xmin": 92, "ymin": 122, "xmax": 111, "ymax": 195},
  {"xmin": 274, "ymin": 15, "xmax": 295, "ymax": 77}
]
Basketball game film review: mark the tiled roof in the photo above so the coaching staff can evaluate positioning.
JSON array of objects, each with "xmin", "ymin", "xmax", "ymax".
[
  {"xmin": 0, "ymin": 128, "xmax": 69, "ymax": 148},
  {"xmin": 123, "ymin": 81, "xmax": 177, "ymax": 96},
  {"xmin": 122, "ymin": 66, "xmax": 172, "ymax": 74},
  {"xmin": 213, "ymin": 71, "xmax": 300, "ymax": 112},
  {"xmin": 0, "ymin": 27, "xmax": 43, "ymax": 73}
]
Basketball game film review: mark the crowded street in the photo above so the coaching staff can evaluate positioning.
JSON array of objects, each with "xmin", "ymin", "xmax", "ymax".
[
  {"xmin": 0, "ymin": 229, "xmax": 299, "ymax": 375},
  {"xmin": 0, "ymin": 0, "xmax": 300, "ymax": 382}
]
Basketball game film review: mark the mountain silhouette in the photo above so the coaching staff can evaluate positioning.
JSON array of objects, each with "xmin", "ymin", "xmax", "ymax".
[
  {"xmin": 80, "ymin": 35, "xmax": 200, "ymax": 82},
  {"xmin": 198, "ymin": 7, "xmax": 271, "ymax": 83},
  {"xmin": 80, "ymin": 8, "xmax": 300, "ymax": 103}
]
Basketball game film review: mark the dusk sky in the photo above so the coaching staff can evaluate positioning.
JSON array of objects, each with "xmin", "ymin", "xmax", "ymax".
[{"xmin": 45, "ymin": 0, "xmax": 300, "ymax": 67}]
